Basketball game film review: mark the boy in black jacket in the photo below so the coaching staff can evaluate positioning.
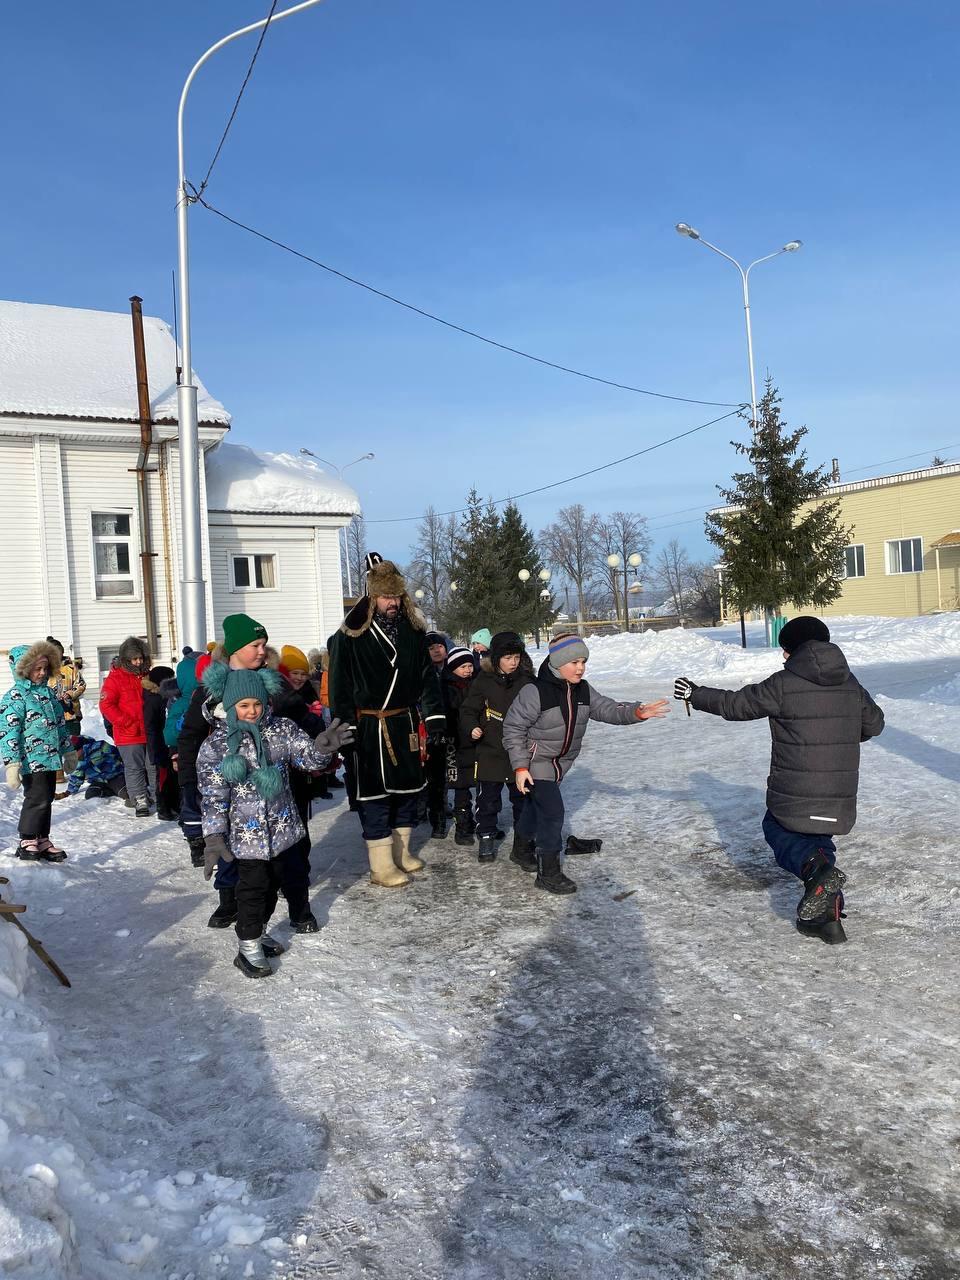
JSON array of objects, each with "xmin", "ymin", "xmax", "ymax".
[
  {"xmin": 459, "ymin": 631, "xmax": 535, "ymax": 866},
  {"xmin": 442, "ymin": 647, "xmax": 478, "ymax": 846},
  {"xmin": 674, "ymin": 616, "xmax": 884, "ymax": 944}
]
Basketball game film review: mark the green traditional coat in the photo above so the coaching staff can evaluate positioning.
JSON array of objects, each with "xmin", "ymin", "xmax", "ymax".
[{"xmin": 328, "ymin": 599, "xmax": 445, "ymax": 801}]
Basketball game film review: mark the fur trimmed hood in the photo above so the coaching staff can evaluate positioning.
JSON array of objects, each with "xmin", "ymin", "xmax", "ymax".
[
  {"xmin": 119, "ymin": 635, "xmax": 151, "ymax": 672},
  {"xmin": 10, "ymin": 640, "xmax": 63, "ymax": 684},
  {"xmin": 339, "ymin": 595, "xmax": 426, "ymax": 639}
]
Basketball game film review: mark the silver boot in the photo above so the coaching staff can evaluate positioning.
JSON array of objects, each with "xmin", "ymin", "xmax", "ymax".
[{"xmin": 235, "ymin": 937, "xmax": 272, "ymax": 978}]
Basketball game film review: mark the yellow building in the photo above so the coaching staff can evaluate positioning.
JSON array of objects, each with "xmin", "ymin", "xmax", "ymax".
[{"xmin": 716, "ymin": 461, "xmax": 960, "ymax": 619}]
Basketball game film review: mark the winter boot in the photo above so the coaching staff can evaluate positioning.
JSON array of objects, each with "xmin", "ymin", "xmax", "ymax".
[
  {"xmin": 565, "ymin": 835, "xmax": 603, "ymax": 855},
  {"xmin": 454, "ymin": 804, "xmax": 475, "ymax": 847},
  {"xmin": 477, "ymin": 834, "xmax": 497, "ymax": 863},
  {"xmin": 207, "ymin": 886, "xmax": 239, "ymax": 928},
  {"xmin": 366, "ymin": 837, "xmax": 409, "ymax": 888},
  {"xmin": 796, "ymin": 890, "xmax": 847, "ymax": 945},
  {"xmin": 14, "ymin": 839, "xmax": 42, "ymax": 862},
  {"xmin": 392, "ymin": 826, "xmax": 424, "ymax": 873},
  {"xmin": 509, "ymin": 834, "xmax": 538, "ymax": 874},
  {"xmin": 156, "ymin": 804, "xmax": 178, "ymax": 822},
  {"xmin": 260, "ymin": 933, "xmax": 286, "ymax": 958},
  {"xmin": 535, "ymin": 850, "xmax": 577, "ymax": 895},
  {"xmin": 134, "ymin": 795, "xmax": 151, "ymax": 817},
  {"xmin": 429, "ymin": 814, "xmax": 448, "ymax": 839},
  {"xmin": 234, "ymin": 938, "xmax": 273, "ymax": 978},
  {"xmin": 292, "ymin": 911, "xmax": 319, "ymax": 934},
  {"xmin": 797, "ymin": 852, "xmax": 847, "ymax": 922},
  {"xmin": 36, "ymin": 838, "xmax": 67, "ymax": 864},
  {"xmin": 494, "ymin": 828, "xmax": 506, "ymax": 840},
  {"xmin": 187, "ymin": 837, "xmax": 206, "ymax": 868}
]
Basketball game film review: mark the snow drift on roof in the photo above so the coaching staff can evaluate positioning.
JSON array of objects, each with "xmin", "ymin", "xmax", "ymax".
[
  {"xmin": 0, "ymin": 299, "xmax": 230, "ymax": 424},
  {"xmin": 205, "ymin": 443, "xmax": 361, "ymax": 516}
]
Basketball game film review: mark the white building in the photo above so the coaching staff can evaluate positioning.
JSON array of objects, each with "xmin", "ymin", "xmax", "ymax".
[{"xmin": 0, "ymin": 298, "xmax": 359, "ymax": 690}]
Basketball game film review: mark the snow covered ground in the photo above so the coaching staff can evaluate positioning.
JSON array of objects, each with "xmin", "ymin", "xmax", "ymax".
[{"xmin": 1, "ymin": 615, "xmax": 959, "ymax": 1278}]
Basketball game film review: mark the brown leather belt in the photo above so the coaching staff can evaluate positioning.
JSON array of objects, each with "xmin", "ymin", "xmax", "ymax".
[{"xmin": 357, "ymin": 707, "xmax": 411, "ymax": 766}]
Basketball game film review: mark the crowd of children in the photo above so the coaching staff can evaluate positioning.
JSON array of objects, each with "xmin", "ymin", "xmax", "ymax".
[{"xmin": 1, "ymin": 605, "xmax": 886, "ymax": 968}]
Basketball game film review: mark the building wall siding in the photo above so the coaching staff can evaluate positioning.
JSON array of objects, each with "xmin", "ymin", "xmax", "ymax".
[{"xmin": 0, "ymin": 438, "xmax": 46, "ymax": 690}]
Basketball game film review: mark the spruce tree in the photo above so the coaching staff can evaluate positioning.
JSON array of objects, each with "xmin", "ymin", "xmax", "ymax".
[
  {"xmin": 493, "ymin": 503, "xmax": 556, "ymax": 637},
  {"xmin": 444, "ymin": 489, "xmax": 502, "ymax": 638},
  {"xmin": 706, "ymin": 381, "xmax": 850, "ymax": 615}
]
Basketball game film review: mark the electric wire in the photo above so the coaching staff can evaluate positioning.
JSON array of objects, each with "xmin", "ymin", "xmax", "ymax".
[
  {"xmin": 196, "ymin": 0, "xmax": 280, "ymax": 199},
  {"xmin": 366, "ymin": 408, "xmax": 743, "ymax": 524},
  {"xmin": 193, "ymin": 194, "xmax": 746, "ymax": 410}
]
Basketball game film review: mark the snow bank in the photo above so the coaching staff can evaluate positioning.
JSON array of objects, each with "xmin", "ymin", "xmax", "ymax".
[
  {"xmin": 582, "ymin": 613, "xmax": 960, "ymax": 687},
  {"xmin": 0, "ymin": 299, "xmax": 230, "ymax": 424},
  {"xmin": 205, "ymin": 442, "xmax": 361, "ymax": 516}
]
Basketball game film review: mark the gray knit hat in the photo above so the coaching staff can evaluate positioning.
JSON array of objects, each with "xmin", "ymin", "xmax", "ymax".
[{"xmin": 548, "ymin": 633, "xmax": 589, "ymax": 670}]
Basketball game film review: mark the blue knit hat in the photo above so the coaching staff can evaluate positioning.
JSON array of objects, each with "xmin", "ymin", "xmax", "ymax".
[{"xmin": 202, "ymin": 663, "xmax": 284, "ymax": 798}]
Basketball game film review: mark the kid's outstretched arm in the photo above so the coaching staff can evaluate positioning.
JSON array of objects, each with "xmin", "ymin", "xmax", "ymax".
[
  {"xmin": 675, "ymin": 672, "xmax": 784, "ymax": 721},
  {"xmin": 587, "ymin": 688, "xmax": 669, "ymax": 724}
]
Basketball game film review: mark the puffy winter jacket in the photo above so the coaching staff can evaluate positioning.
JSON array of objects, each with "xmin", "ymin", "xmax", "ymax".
[
  {"xmin": 690, "ymin": 639, "xmax": 884, "ymax": 836},
  {"xmin": 459, "ymin": 655, "xmax": 535, "ymax": 782},
  {"xmin": 503, "ymin": 658, "xmax": 645, "ymax": 782},
  {"xmin": 163, "ymin": 653, "xmax": 201, "ymax": 749},
  {"xmin": 66, "ymin": 736, "xmax": 125, "ymax": 794},
  {"xmin": 196, "ymin": 712, "xmax": 332, "ymax": 860},
  {"xmin": 0, "ymin": 642, "xmax": 71, "ymax": 775},
  {"xmin": 99, "ymin": 667, "xmax": 147, "ymax": 745},
  {"xmin": 51, "ymin": 659, "xmax": 86, "ymax": 723}
]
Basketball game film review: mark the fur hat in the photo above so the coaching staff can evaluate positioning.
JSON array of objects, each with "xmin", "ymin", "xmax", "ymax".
[
  {"xmin": 778, "ymin": 616, "xmax": 830, "ymax": 654},
  {"xmin": 339, "ymin": 551, "xmax": 426, "ymax": 638},
  {"xmin": 11, "ymin": 640, "xmax": 62, "ymax": 683},
  {"xmin": 119, "ymin": 636, "xmax": 151, "ymax": 672}
]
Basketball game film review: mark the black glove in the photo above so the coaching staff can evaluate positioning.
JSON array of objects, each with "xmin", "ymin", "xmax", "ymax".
[
  {"xmin": 314, "ymin": 718, "xmax": 355, "ymax": 753},
  {"xmin": 673, "ymin": 676, "xmax": 699, "ymax": 702},
  {"xmin": 202, "ymin": 833, "xmax": 234, "ymax": 881}
]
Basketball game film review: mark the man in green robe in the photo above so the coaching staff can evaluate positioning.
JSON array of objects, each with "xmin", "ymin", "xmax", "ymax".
[{"xmin": 328, "ymin": 554, "xmax": 445, "ymax": 887}]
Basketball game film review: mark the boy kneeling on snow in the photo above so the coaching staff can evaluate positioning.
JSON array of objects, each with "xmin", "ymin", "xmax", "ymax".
[
  {"xmin": 503, "ymin": 634, "xmax": 668, "ymax": 894},
  {"xmin": 674, "ymin": 616, "xmax": 884, "ymax": 945},
  {"xmin": 197, "ymin": 665, "xmax": 353, "ymax": 978}
]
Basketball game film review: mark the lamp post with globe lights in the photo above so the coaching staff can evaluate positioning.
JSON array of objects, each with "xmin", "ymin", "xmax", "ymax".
[{"xmin": 518, "ymin": 567, "xmax": 551, "ymax": 646}]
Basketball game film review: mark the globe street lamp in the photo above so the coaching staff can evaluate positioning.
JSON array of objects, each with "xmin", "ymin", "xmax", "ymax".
[
  {"xmin": 628, "ymin": 552, "xmax": 643, "ymax": 632},
  {"xmin": 520, "ymin": 568, "xmax": 551, "ymax": 646},
  {"xmin": 300, "ymin": 448, "xmax": 374, "ymax": 596},
  {"xmin": 176, "ymin": 0, "xmax": 329, "ymax": 649}
]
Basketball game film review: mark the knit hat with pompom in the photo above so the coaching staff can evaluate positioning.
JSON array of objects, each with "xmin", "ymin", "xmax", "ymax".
[{"xmin": 202, "ymin": 663, "xmax": 284, "ymax": 798}]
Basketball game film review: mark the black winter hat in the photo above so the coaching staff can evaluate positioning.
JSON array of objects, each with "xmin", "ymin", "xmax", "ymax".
[
  {"xmin": 489, "ymin": 630, "xmax": 524, "ymax": 664},
  {"xmin": 778, "ymin": 616, "xmax": 830, "ymax": 654},
  {"xmin": 425, "ymin": 632, "xmax": 447, "ymax": 649}
]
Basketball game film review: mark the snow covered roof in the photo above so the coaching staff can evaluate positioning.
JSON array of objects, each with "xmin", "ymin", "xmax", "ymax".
[
  {"xmin": 0, "ymin": 299, "xmax": 230, "ymax": 424},
  {"xmin": 205, "ymin": 443, "xmax": 361, "ymax": 516}
]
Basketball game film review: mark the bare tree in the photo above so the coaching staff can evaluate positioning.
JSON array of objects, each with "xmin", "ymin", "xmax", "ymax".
[
  {"xmin": 683, "ymin": 561, "xmax": 722, "ymax": 625},
  {"xmin": 654, "ymin": 538, "xmax": 691, "ymax": 621},
  {"xmin": 343, "ymin": 514, "xmax": 367, "ymax": 597},
  {"xmin": 407, "ymin": 506, "xmax": 449, "ymax": 621},
  {"xmin": 592, "ymin": 511, "xmax": 651, "ymax": 626},
  {"xmin": 540, "ymin": 504, "xmax": 598, "ymax": 621}
]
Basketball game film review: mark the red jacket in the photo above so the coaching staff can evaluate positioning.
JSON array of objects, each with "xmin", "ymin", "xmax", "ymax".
[{"xmin": 99, "ymin": 668, "xmax": 146, "ymax": 746}]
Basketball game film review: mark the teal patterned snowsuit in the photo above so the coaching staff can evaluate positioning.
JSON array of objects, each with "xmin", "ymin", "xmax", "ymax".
[{"xmin": 1, "ymin": 643, "xmax": 71, "ymax": 775}]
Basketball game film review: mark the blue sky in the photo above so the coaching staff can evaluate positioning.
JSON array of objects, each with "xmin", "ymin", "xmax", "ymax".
[{"xmin": 4, "ymin": 0, "xmax": 958, "ymax": 568}]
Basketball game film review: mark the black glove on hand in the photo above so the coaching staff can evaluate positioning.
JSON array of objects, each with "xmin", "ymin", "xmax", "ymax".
[
  {"xmin": 673, "ymin": 676, "xmax": 698, "ymax": 701},
  {"xmin": 202, "ymin": 833, "xmax": 233, "ymax": 881},
  {"xmin": 314, "ymin": 717, "xmax": 355, "ymax": 753}
]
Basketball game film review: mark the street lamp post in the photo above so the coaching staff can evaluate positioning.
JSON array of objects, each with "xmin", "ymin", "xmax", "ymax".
[
  {"xmin": 518, "ymin": 567, "xmax": 551, "ymax": 646},
  {"xmin": 299, "ymin": 448, "xmax": 374, "ymax": 596},
  {"xmin": 627, "ymin": 552, "xmax": 643, "ymax": 633},
  {"xmin": 675, "ymin": 222, "xmax": 802, "ymax": 645},
  {"xmin": 175, "ymin": 0, "xmax": 328, "ymax": 650}
]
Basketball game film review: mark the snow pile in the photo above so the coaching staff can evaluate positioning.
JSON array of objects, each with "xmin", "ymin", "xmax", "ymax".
[
  {"xmin": 583, "ymin": 613, "xmax": 960, "ymax": 688},
  {"xmin": 921, "ymin": 671, "xmax": 960, "ymax": 704},
  {"xmin": 205, "ymin": 442, "xmax": 361, "ymax": 516},
  {"xmin": 0, "ymin": 299, "xmax": 230, "ymax": 424}
]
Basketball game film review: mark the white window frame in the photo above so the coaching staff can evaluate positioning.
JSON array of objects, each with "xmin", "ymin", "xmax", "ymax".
[
  {"xmin": 89, "ymin": 509, "xmax": 140, "ymax": 602},
  {"xmin": 885, "ymin": 536, "xmax": 924, "ymax": 575},
  {"xmin": 842, "ymin": 544, "xmax": 866, "ymax": 579},
  {"xmin": 228, "ymin": 550, "xmax": 280, "ymax": 594},
  {"xmin": 97, "ymin": 646, "xmax": 121, "ymax": 686}
]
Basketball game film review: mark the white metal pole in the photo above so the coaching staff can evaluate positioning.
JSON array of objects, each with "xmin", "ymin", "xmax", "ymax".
[{"xmin": 176, "ymin": 0, "xmax": 328, "ymax": 649}]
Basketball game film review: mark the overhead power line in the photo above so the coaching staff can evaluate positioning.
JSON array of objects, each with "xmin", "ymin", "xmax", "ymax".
[
  {"xmin": 196, "ymin": 0, "xmax": 280, "ymax": 199},
  {"xmin": 366, "ymin": 408, "xmax": 743, "ymax": 524},
  {"xmin": 193, "ymin": 195, "xmax": 745, "ymax": 410}
]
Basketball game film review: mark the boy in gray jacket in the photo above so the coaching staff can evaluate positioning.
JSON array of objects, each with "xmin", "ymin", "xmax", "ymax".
[
  {"xmin": 674, "ymin": 616, "xmax": 884, "ymax": 945},
  {"xmin": 503, "ymin": 634, "xmax": 668, "ymax": 894}
]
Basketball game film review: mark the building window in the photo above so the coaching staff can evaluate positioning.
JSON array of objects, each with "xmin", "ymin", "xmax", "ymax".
[
  {"xmin": 92, "ymin": 512, "xmax": 136, "ymax": 598},
  {"xmin": 230, "ymin": 553, "xmax": 278, "ymax": 591},
  {"xmin": 886, "ymin": 537, "xmax": 923, "ymax": 574},
  {"xmin": 843, "ymin": 545, "xmax": 865, "ymax": 578},
  {"xmin": 97, "ymin": 646, "xmax": 120, "ymax": 686}
]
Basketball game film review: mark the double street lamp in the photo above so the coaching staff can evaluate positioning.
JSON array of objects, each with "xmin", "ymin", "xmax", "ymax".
[
  {"xmin": 299, "ymin": 449, "xmax": 374, "ymax": 596},
  {"xmin": 605, "ymin": 552, "xmax": 642, "ymax": 631},
  {"xmin": 519, "ymin": 567, "xmax": 551, "ymax": 646}
]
